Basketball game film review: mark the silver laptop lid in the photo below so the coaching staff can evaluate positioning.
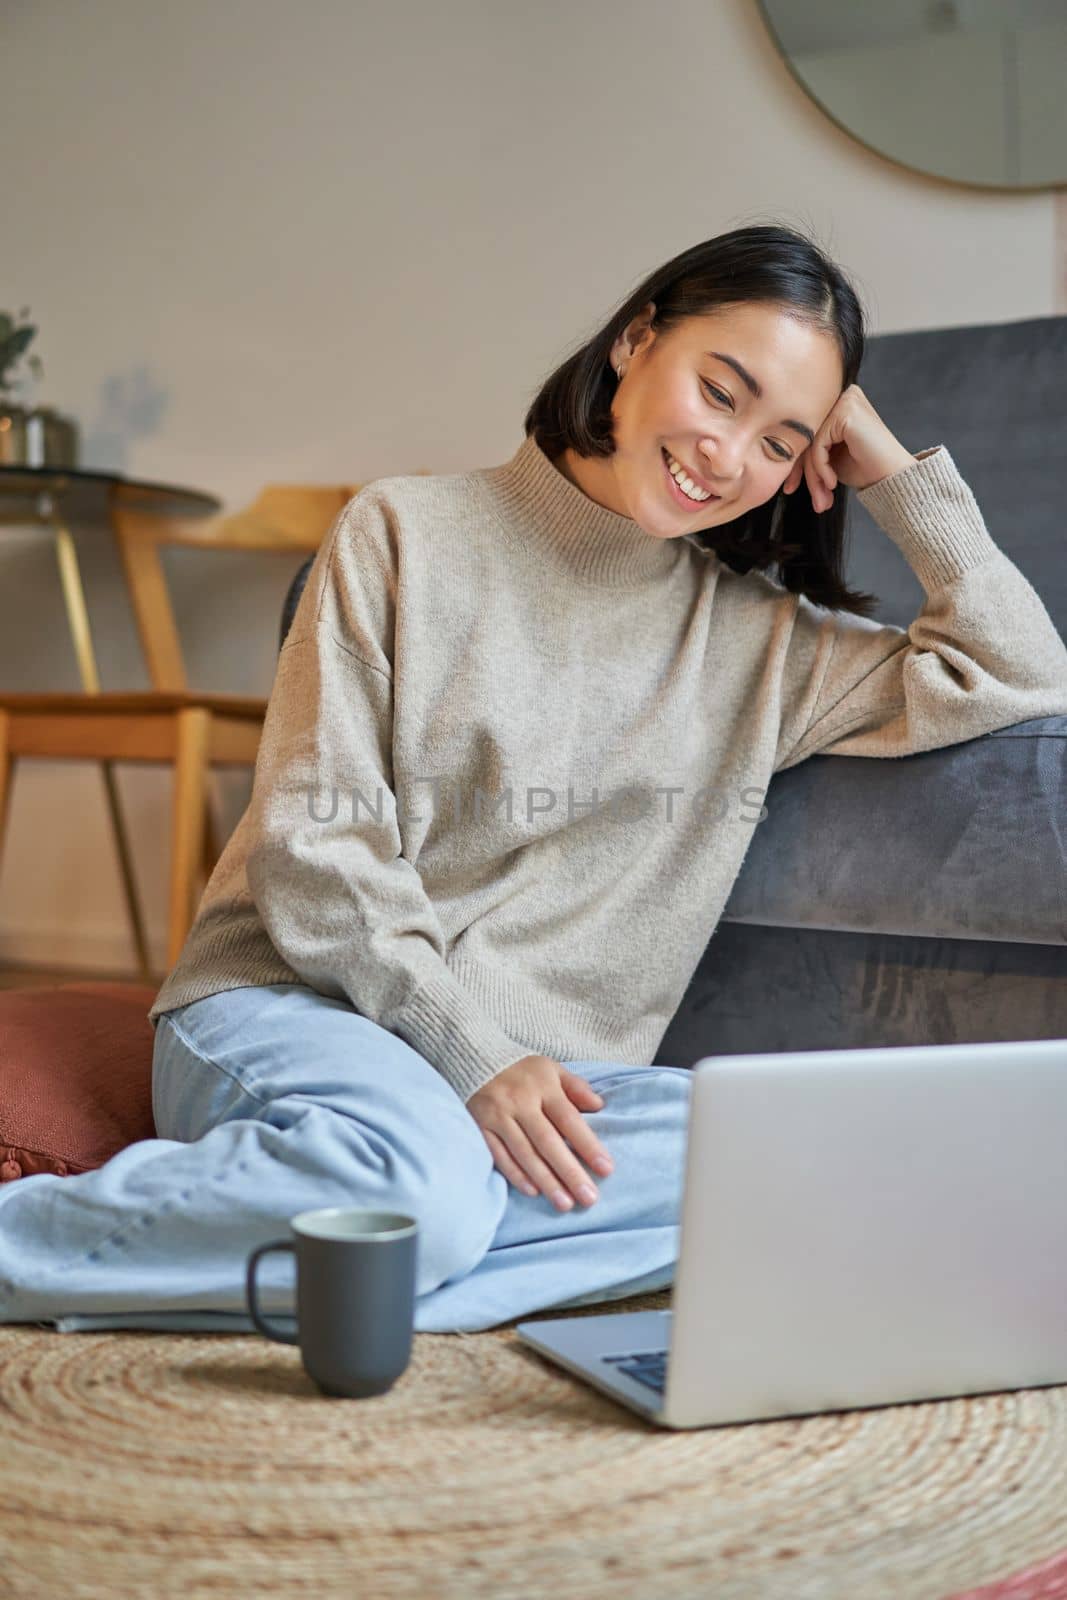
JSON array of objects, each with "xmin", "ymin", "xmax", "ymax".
[{"xmin": 661, "ymin": 1038, "xmax": 1067, "ymax": 1430}]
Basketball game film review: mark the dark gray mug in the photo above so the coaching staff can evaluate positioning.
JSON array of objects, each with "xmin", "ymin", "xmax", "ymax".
[{"xmin": 246, "ymin": 1207, "xmax": 418, "ymax": 1398}]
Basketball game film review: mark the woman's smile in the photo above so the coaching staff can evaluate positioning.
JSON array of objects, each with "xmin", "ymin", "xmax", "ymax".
[{"xmin": 661, "ymin": 446, "xmax": 720, "ymax": 510}]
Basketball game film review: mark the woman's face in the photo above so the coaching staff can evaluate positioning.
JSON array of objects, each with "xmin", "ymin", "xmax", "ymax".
[{"xmin": 554, "ymin": 300, "xmax": 845, "ymax": 538}]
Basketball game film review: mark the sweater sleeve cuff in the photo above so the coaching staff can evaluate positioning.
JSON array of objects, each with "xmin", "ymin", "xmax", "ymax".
[
  {"xmin": 395, "ymin": 972, "xmax": 529, "ymax": 1103},
  {"xmin": 854, "ymin": 444, "xmax": 1002, "ymax": 594}
]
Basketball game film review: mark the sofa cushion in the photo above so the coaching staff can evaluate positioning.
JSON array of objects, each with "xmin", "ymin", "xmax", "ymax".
[
  {"xmin": 0, "ymin": 982, "xmax": 157, "ymax": 1183},
  {"xmin": 843, "ymin": 314, "xmax": 1067, "ymax": 638},
  {"xmin": 721, "ymin": 716, "xmax": 1067, "ymax": 945}
]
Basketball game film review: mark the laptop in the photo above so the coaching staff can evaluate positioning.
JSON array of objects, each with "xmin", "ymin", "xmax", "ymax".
[{"xmin": 516, "ymin": 1038, "xmax": 1067, "ymax": 1430}]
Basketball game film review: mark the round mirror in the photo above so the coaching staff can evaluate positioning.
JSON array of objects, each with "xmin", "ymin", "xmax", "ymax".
[{"xmin": 756, "ymin": 0, "xmax": 1067, "ymax": 192}]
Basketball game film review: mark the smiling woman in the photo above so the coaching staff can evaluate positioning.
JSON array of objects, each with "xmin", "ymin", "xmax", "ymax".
[
  {"xmin": 7, "ymin": 221, "xmax": 1067, "ymax": 1340},
  {"xmin": 525, "ymin": 222, "xmax": 879, "ymax": 616}
]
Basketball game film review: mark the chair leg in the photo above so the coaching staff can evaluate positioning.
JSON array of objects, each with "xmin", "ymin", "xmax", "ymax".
[
  {"xmin": 99, "ymin": 758, "xmax": 154, "ymax": 983},
  {"xmin": 0, "ymin": 710, "xmax": 12, "ymax": 859},
  {"xmin": 0, "ymin": 715, "xmax": 152, "ymax": 981},
  {"xmin": 201, "ymin": 775, "xmax": 220, "ymax": 884},
  {"xmin": 168, "ymin": 708, "xmax": 211, "ymax": 969}
]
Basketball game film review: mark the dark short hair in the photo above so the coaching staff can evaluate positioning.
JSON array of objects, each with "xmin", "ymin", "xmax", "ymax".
[{"xmin": 523, "ymin": 222, "xmax": 878, "ymax": 617}]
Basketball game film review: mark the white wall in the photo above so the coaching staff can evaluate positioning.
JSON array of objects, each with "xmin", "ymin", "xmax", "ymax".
[{"xmin": 1, "ymin": 0, "xmax": 1063, "ymax": 974}]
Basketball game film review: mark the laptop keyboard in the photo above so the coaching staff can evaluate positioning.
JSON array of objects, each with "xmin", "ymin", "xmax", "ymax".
[{"xmin": 602, "ymin": 1347, "xmax": 669, "ymax": 1395}]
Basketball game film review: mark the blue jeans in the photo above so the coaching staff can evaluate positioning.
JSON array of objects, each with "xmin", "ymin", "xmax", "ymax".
[{"xmin": 0, "ymin": 983, "xmax": 692, "ymax": 1334}]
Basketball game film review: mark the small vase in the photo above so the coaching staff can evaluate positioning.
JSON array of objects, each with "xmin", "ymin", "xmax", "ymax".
[
  {"xmin": 25, "ymin": 406, "xmax": 79, "ymax": 468},
  {"xmin": 0, "ymin": 402, "xmax": 27, "ymax": 465}
]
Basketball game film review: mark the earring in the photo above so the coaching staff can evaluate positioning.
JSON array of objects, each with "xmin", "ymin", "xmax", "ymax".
[{"xmin": 615, "ymin": 363, "xmax": 624, "ymax": 379}]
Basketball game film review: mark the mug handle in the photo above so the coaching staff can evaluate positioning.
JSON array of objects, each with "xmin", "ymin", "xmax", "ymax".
[{"xmin": 246, "ymin": 1239, "xmax": 300, "ymax": 1344}]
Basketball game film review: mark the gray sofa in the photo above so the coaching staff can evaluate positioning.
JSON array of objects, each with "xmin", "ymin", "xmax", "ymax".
[{"xmin": 656, "ymin": 312, "xmax": 1067, "ymax": 1065}]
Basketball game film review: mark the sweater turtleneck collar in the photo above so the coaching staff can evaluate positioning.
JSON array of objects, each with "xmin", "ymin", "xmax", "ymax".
[{"xmin": 474, "ymin": 433, "xmax": 689, "ymax": 587}]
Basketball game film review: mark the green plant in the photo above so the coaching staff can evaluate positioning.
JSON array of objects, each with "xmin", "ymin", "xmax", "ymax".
[{"xmin": 0, "ymin": 308, "xmax": 44, "ymax": 401}]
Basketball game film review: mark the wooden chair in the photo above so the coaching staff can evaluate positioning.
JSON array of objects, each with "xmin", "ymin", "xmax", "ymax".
[{"xmin": 0, "ymin": 483, "xmax": 360, "ymax": 982}]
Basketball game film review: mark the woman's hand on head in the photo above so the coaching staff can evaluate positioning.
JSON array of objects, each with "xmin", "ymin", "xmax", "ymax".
[
  {"xmin": 782, "ymin": 382, "xmax": 917, "ymax": 512},
  {"xmin": 466, "ymin": 1054, "xmax": 614, "ymax": 1211}
]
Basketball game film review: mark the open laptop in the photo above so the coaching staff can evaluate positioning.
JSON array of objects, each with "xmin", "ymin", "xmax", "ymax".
[{"xmin": 516, "ymin": 1038, "xmax": 1067, "ymax": 1430}]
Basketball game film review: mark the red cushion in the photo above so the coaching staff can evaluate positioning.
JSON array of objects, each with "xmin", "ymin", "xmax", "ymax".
[{"xmin": 0, "ymin": 982, "xmax": 158, "ymax": 1183}]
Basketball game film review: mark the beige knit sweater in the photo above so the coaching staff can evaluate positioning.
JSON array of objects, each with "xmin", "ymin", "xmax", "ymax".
[{"xmin": 148, "ymin": 434, "xmax": 1067, "ymax": 1101}]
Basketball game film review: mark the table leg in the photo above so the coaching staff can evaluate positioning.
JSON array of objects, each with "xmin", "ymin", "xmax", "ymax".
[
  {"xmin": 52, "ymin": 517, "xmax": 154, "ymax": 982},
  {"xmin": 202, "ymin": 777, "xmax": 220, "ymax": 883},
  {"xmin": 53, "ymin": 520, "xmax": 102, "ymax": 694}
]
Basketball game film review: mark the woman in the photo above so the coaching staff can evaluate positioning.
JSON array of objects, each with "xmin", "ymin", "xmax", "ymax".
[{"xmin": 3, "ymin": 223, "xmax": 1066, "ymax": 1335}]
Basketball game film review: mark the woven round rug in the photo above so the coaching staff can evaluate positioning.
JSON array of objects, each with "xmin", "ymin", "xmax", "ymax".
[{"xmin": 2, "ymin": 1287, "xmax": 1066, "ymax": 1600}]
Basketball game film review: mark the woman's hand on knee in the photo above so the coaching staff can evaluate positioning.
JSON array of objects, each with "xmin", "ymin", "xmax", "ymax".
[{"xmin": 466, "ymin": 1055, "xmax": 614, "ymax": 1212}]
